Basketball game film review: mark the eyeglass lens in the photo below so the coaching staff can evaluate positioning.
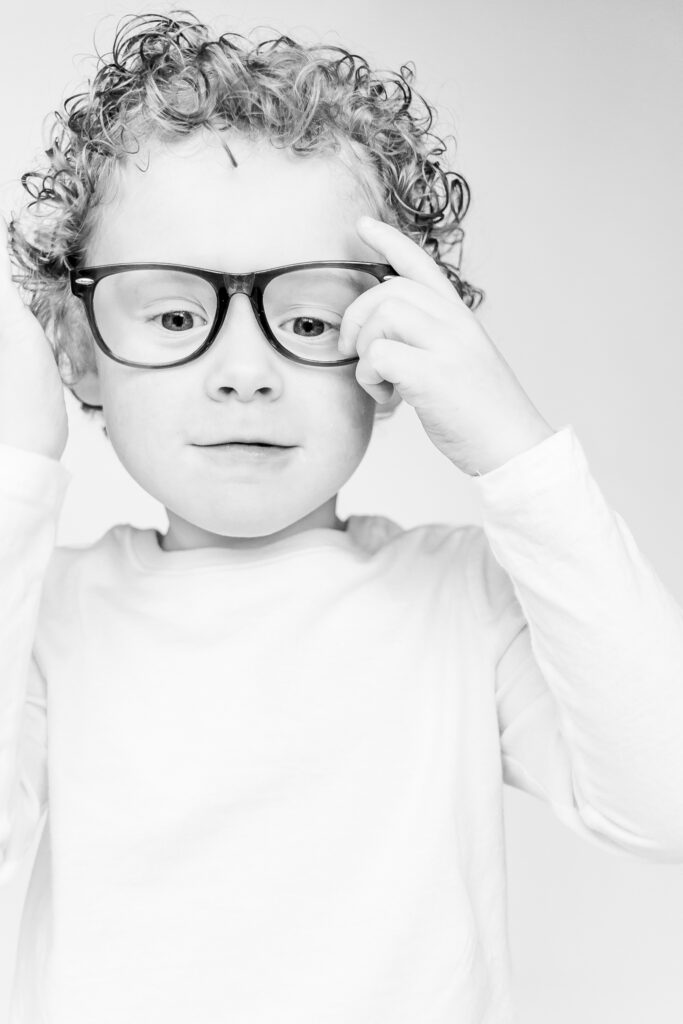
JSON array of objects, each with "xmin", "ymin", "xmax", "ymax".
[{"xmin": 91, "ymin": 267, "xmax": 381, "ymax": 365}]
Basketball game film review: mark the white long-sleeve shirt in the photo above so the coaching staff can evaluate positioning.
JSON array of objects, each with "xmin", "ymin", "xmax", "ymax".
[{"xmin": 2, "ymin": 424, "xmax": 683, "ymax": 1023}]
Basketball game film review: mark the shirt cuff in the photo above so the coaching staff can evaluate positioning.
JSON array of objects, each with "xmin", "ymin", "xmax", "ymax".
[{"xmin": 471, "ymin": 425, "xmax": 614, "ymax": 549}]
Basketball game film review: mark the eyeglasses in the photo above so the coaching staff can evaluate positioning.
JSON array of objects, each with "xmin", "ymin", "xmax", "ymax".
[{"xmin": 69, "ymin": 260, "xmax": 398, "ymax": 369}]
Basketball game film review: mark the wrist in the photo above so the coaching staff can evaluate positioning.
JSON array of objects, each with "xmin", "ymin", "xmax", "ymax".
[{"xmin": 472, "ymin": 420, "xmax": 556, "ymax": 477}]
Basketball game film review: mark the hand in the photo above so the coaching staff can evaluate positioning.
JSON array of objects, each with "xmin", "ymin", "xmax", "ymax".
[
  {"xmin": 0, "ymin": 216, "xmax": 69, "ymax": 461},
  {"xmin": 338, "ymin": 215, "xmax": 556, "ymax": 477}
]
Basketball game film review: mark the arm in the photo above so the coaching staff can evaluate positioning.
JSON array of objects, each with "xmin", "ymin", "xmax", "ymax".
[
  {"xmin": 469, "ymin": 425, "xmax": 683, "ymax": 862},
  {"xmin": 0, "ymin": 441, "xmax": 71, "ymax": 882}
]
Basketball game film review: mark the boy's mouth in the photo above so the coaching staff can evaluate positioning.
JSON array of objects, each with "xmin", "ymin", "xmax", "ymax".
[
  {"xmin": 199, "ymin": 442, "xmax": 290, "ymax": 448},
  {"xmin": 195, "ymin": 437, "xmax": 292, "ymax": 447},
  {"xmin": 193, "ymin": 441, "xmax": 296, "ymax": 462},
  {"xmin": 193, "ymin": 441, "xmax": 298, "ymax": 460}
]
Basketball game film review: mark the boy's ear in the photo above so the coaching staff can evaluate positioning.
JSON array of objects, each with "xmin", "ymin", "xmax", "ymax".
[{"xmin": 67, "ymin": 368, "xmax": 103, "ymax": 409}]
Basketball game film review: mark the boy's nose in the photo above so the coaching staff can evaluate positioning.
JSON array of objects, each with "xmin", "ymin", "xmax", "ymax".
[
  {"xmin": 211, "ymin": 292, "xmax": 272, "ymax": 350},
  {"xmin": 200, "ymin": 293, "xmax": 284, "ymax": 402}
]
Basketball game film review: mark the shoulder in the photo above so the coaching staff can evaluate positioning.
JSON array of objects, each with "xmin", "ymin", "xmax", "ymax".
[
  {"xmin": 348, "ymin": 515, "xmax": 523, "ymax": 645},
  {"xmin": 347, "ymin": 512, "xmax": 485, "ymax": 574},
  {"xmin": 42, "ymin": 522, "xmax": 140, "ymax": 598},
  {"xmin": 350, "ymin": 514, "xmax": 520, "ymax": 622},
  {"xmin": 461, "ymin": 524, "xmax": 527, "ymax": 653}
]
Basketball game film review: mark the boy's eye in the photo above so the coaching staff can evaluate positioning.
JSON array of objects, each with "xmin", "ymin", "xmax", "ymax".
[
  {"xmin": 152, "ymin": 310, "xmax": 208, "ymax": 332},
  {"xmin": 279, "ymin": 315, "xmax": 338, "ymax": 338}
]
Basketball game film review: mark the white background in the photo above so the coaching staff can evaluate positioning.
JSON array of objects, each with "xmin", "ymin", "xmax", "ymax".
[{"xmin": 1, "ymin": 0, "xmax": 682, "ymax": 1020}]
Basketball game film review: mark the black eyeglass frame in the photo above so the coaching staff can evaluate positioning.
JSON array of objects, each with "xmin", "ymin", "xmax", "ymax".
[{"xmin": 69, "ymin": 260, "xmax": 398, "ymax": 369}]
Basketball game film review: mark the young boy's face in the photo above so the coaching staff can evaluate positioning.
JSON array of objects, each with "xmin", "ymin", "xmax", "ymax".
[{"xmin": 76, "ymin": 131, "xmax": 387, "ymax": 551}]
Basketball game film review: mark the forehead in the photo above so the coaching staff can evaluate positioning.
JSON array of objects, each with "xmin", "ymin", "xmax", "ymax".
[{"xmin": 86, "ymin": 131, "xmax": 383, "ymax": 269}]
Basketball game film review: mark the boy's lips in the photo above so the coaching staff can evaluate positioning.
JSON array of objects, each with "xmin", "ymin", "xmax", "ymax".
[
  {"xmin": 194, "ymin": 441, "xmax": 296, "ymax": 463},
  {"xmin": 193, "ymin": 440, "xmax": 295, "ymax": 447}
]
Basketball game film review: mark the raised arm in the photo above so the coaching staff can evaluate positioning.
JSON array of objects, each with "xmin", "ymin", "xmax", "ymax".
[
  {"xmin": 0, "ymin": 213, "xmax": 72, "ymax": 880},
  {"xmin": 469, "ymin": 425, "xmax": 683, "ymax": 863},
  {"xmin": 0, "ymin": 443, "xmax": 71, "ymax": 881}
]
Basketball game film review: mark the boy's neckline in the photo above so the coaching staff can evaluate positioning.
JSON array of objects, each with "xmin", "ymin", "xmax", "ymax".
[{"xmin": 128, "ymin": 517, "xmax": 359, "ymax": 571}]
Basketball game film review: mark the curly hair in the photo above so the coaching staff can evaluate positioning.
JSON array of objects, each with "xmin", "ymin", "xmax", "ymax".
[{"xmin": 9, "ymin": 9, "xmax": 484, "ymax": 424}]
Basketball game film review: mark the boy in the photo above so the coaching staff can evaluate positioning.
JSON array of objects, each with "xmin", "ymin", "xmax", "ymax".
[{"xmin": 2, "ymin": 11, "xmax": 682, "ymax": 1023}]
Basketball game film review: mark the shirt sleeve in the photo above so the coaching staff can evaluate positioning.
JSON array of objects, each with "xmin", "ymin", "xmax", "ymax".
[
  {"xmin": 0, "ymin": 441, "xmax": 72, "ymax": 883},
  {"xmin": 468, "ymin": 424, "xmax": 683, "ymax": 863}
]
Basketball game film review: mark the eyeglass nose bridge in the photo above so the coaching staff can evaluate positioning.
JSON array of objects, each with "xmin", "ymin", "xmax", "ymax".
[{"xmin": 224, "ymin": 273, "xmax": 256, "ymax": 297}]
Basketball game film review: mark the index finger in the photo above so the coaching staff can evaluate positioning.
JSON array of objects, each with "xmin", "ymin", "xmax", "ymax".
[{"xmin": 355, "ymin": 216, "xmax": 461, "ymax": 303}]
